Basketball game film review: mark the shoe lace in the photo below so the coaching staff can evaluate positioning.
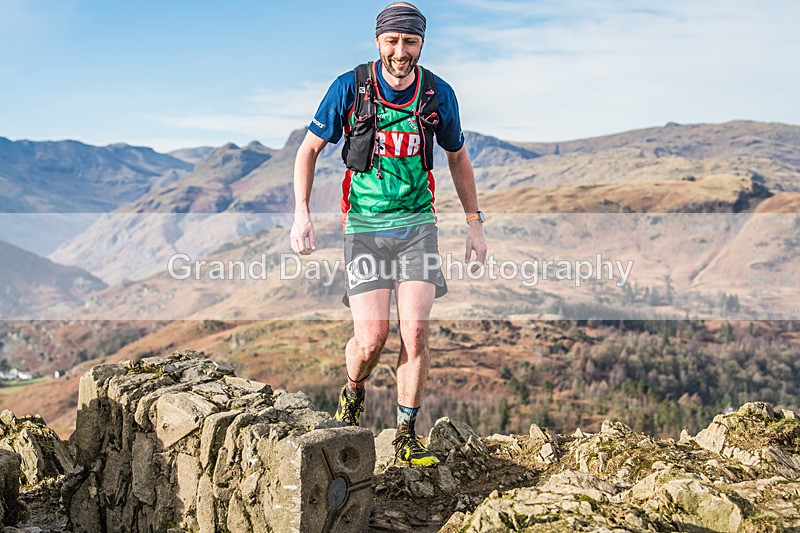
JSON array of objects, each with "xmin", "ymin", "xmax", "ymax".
[
  {"xmin": 392, "ymin": 432, "xmax": 425, "ymax": 453},
  {"xmin": 343, "ymin": 396, "xmax": 365, "ymax": 423}
]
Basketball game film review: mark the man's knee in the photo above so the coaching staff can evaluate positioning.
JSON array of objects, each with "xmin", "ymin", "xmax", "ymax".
[
  {"xmin": 400, "ymin": 321, "xmax": 429, "ymax": 358},
  {"xmin": 354, "ymin": 331, "xmax": 388, "ymax": 360}
]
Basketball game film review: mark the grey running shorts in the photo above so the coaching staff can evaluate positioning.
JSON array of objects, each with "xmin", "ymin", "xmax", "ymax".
[{"xmin": 342, "ymin": 223, "xmax": 448, "ymax": 307}]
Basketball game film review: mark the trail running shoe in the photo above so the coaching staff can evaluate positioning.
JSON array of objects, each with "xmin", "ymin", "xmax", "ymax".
[
  {"xmin": 392, "ymin": 432, "xmax": 440, "ymax": 467},
  {"xmin": 334, "ymin": 384, "xmax": 364, "ymax": 426}
]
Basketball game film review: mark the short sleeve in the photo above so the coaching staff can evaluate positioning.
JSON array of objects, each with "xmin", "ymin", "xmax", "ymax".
[
  {"xmin": 308, "ymin": 71, "xmax": 356, "ymax": 144},
  {"xmin": 433, "ymin": 75, "xmax": 465, "ymax": 152}
]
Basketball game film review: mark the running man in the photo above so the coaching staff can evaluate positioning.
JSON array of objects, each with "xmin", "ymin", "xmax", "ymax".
[{"xmin": 291, "ymin": 2, "xmax": 487, "ymax": 467}]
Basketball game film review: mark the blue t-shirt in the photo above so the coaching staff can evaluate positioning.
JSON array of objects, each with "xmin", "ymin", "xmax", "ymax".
[{"xmin": 309, "ymin": 59, "xmax": 465, "ymax": 152}]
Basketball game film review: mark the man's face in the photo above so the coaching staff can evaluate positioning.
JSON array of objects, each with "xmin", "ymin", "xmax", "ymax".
[{"xmin": 376, "ymin": 32, "xmax": 423, "ymax": 79}]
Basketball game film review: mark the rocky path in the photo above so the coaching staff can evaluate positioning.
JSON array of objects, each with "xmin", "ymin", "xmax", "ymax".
[{"xmin": 0, "ymin": 352, "xmax": 798, "ymax": 532}]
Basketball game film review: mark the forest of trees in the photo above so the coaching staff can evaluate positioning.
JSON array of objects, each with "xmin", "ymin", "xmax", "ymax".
[
  {"xmin": 479, "ymin": 320, "xmax": 797, "ymax": 438},
  {"xmin": 334, "ymin": 320, "xmax": 800, "ymax": 440}
]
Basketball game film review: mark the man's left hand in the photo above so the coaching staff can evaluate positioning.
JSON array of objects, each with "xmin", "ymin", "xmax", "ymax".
[{"xmin": 465, "ymin": 221, "xmax": 487, "ymax": 273}]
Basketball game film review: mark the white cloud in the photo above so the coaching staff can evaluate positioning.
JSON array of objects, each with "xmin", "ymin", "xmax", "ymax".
[
  {"xmin": 151, "ymin": 82, "xmax": 328, "ymax": 150},
  {"xmin": 8, "ymin": 1, "xmax": 796, "ymax": 149},
  {"xmin": 248, "ymin": 81, "xmax": 330, "ymax": 119},
  {"xmin": 425, "ymin": 0, "xmax": 800, "ymax": 142}
]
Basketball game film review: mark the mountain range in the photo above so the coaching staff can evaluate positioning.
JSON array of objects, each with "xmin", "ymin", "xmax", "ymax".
[
  {"xmin": 2, "ymin": 120, "xmax": 800, "ymax": 320},
  {"xmin": 0, "ymin": 137, "xmax": 195, "ymax": 254},
  {"xmin": 0, "ymin": 240, "xmax": 105, "ymax": 318},
  {"xmin": 0, "ymin": 136, "xmax": 192, "ymax": 213},
  {"xmin": 2, "ymin": 120, "xmax": 800, "ymax": 444}
]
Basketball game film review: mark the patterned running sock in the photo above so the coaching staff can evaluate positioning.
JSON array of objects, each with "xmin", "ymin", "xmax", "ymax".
[
  {"xmin": 397, "ymin": 404, "xmax": 420, "ymax": 435},
  {"xmin": 346, "ymin": 372, "xmax": 368, "ymax": 401}
]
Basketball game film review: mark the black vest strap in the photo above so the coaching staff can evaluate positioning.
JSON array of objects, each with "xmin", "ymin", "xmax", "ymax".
[
  {"xmin": 342, "ymin": 62, "xmax": 440, "ymax": 172},
  {"xmin": 341, "ymin": 62, "xmax": 377, "ymax": 172},
  {"xmin": 417, "ymin": 65, "xmax": 439, "ymax": 171}
]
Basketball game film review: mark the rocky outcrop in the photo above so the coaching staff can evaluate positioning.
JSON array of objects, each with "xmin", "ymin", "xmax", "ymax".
[
  {"xmin": 0, "ymin": 449, "xmax": 21, "ymax": 525},
  {"xmin": 372, "ymin": 418, "xmax": 535, "ymax": 530},
  {"xmin": 440, "ymin": 403, "xmax": 800, "ymax": 532},
  {"xmin": 3, "ymin": 354, "xmax": 800, "ymax": 532},
  {"xmin": 63, "ymin": 350, "xmax": 374, "ymax": 533},
  {"xmin": 694, "ymin": 401, "xmax": 800, "ymax": 478},
  {"xmin": 0, "ymin": 410, "xmax": 73, "ymax": 487},
  {"xmin": 0, "ymin": 409, "xmax": 72, "ymax": 531}
]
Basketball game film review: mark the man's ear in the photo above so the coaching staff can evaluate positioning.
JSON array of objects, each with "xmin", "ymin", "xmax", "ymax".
[{"xmin": 375, "ymin": 37, "xmax": 380, "ymax": 50}]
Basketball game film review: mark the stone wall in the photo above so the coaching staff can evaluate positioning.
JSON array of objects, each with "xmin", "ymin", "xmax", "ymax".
[{"xmin": 64, "ymin": 350, "xmax": 375, "ymax": 533}]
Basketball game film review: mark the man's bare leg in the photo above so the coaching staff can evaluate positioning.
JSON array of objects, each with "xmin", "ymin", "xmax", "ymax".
[
  {"xmin": 346, "ymin": 288, "xmax": 392, "ymax": 382},
  {"xmin": 334, "ymin": 288, "xmax": 392, "ymax": 426},
  {"xmin": 395, "ymin": 281, "xmax": 436, "ymax": 409},
  {"xmin": 392, "ymin": 280, "xmax": 439, "ymax": 466}
]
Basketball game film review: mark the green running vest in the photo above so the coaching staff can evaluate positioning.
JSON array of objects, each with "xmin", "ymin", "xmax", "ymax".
[{"xmin": 341, "ymin": 65, "xmax": 436, "ymax": 234}]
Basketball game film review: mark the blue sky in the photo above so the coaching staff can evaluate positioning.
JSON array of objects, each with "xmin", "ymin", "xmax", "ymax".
[{"xmin": 1, "ymin": 0, "xmax": 798, "ymax": 152}]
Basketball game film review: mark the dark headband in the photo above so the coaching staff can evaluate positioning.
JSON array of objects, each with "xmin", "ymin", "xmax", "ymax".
[{"xmin": 375, "ymin": 5, "xmax": 426, "ymax": 40}]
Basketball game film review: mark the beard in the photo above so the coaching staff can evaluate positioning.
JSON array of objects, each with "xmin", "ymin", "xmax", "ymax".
[{"xmin": 381, "ymin": 53, "xmax": 419, "ymax": 79}]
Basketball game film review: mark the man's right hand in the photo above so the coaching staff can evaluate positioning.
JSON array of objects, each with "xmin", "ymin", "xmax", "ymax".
[{"xmin": 291, "ymin": 214, "xmax": 316, "ymax": 255}]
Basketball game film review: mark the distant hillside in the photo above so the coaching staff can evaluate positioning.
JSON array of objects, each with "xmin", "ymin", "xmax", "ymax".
[
  {"xmin": 47, "ymin": 121, "xmax": 800, "ymax": 286},
  {"xmin": 0, "ymin": 319, "xmax": 160, "ymax": 380},
  {"xmin": 518, "ymin": 120, "xmax": 800, "ymax": 165},
  {"xmin": 168, "ymin": 146, "xmax": 214, "ymax": 165},
  {"xmin": 48, "ymin": 141, "xmax": 285, "ymax": 283},
  {"xmin": 0, "ymin": 137, "xmax": 194, "ymax": 255},
  {"xmin": 47, "ymin": 136, "xmax": 309, "ymax": 284},
  {"xmin": 3, "ymin": 316, "xmax": 799, "ymax": 444},
  {"xmin": 509, "ymin": 120, "xmax": 800, "ymax": 192},
  {"xmin": 0, "ymin": 239, "xmax": 106, "ymax": 318},
  {"xmin": 130, "ymin": 141, "xmax": 274, "ymax": 213},
  {"xmin": 0, "ymin": 137, "xmax": 192, "ymax": 212},
  {"xmin": 434, "ymin": 131, "xmax": 540, "ymax": 169}
]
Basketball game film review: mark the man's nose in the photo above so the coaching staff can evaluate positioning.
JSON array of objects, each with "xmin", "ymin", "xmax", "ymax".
[{"xmin": 393, "ymin": 41, "xmax": 406, "ymax": 57}]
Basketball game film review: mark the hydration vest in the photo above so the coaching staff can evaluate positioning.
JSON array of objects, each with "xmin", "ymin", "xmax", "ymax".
[{"xmin": 342, "ymin": 61, "xmax": 440, "ymax": 173}]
